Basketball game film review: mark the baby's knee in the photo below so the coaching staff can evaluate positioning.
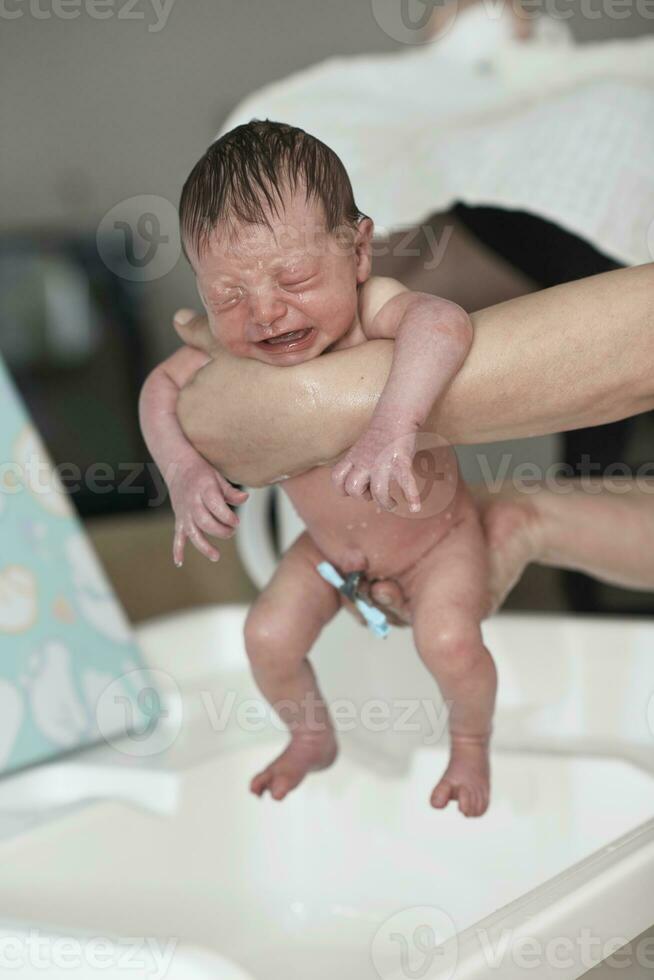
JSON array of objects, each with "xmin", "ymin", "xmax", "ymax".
[
  {"xmin": 416, "ymin": 620, "xmax": 485, "ymax": 679},
  {"xmin": 244, "ymin": 605, "xmax": 300, "ymax": 677}
]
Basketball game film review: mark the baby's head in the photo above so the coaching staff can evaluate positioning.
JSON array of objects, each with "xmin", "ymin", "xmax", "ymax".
[{"xmin": 179, "ymin": 119, "xmax": 374, "ymax": 364}]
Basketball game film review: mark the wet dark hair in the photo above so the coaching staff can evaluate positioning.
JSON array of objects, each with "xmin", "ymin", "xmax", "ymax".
[{"xmin": 179, "ymin": 119, "xmax": 368, "ymax": 258}]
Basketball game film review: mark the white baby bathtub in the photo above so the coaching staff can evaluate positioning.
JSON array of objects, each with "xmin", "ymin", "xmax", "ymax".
[
  {"xmin": 0, "ymin": 601, "xmax": 653, "ymax": 979},
  {"xmin": 1, "ymin": 486, "xmax": 653, "ymax": 979}
]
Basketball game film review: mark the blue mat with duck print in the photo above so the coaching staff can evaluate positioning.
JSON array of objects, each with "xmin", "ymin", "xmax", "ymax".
[{"xmin": 0, "ymin": 357, "xmax": 157, "ymax": 775}]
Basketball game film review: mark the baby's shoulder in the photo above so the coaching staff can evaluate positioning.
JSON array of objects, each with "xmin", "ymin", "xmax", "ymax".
[{"xmin": 358, "ymin": 276, "xmax": 409, "ymax": 335}]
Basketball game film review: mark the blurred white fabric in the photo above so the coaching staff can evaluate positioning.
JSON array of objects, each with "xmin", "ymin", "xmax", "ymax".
[{"xmin": 220, "ymin": 5, "xmax": 654, "ymax": 265}]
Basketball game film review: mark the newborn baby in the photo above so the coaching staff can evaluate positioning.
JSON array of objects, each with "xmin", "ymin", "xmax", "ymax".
[{"xmin": 140, "ymin": 120, "xmax": 497, "ymax": 817}]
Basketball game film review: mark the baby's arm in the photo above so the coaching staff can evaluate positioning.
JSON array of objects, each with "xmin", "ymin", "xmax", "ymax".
[
  {"xmin": 332, "ymin": 278, "xmax": 472, "ymax": 510},
  {"xmin": 139, "ymin": 346, "xmax": 248, "ymax": 565}
]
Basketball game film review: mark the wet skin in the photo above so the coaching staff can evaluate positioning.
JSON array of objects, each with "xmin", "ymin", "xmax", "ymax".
[{"xmin": 140, "ymin": 192, "xmax": 497, "ymax": 817}]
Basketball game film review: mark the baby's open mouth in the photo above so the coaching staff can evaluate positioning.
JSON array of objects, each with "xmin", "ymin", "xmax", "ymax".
[{"xmin": 259, "ymin": 327, "xmax": 314, "ymax": 349}]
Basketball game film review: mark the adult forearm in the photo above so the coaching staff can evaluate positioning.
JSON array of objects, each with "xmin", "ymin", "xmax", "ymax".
[
  {"xmin": 442, "ymin": 263, "xmax": 654, "ymax": 444},
  {"xmin": 178, "ymin": 264, "xmax": 654, "ymax": 487},
  {"xmin": 536, "ymin": 479, "xmax": 654, "ymax": 590},
  {"xmin": 478, "ymin": 478, "xmax": 654, "ymax": 593},
  {"xmin": 177, "ymin": 343, "xmax": 393, "ymax": 486}
]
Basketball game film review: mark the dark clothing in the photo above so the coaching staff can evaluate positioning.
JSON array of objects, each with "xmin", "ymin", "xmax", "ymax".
[{"xmin": 453, "ymin": 203, "xmax": 653, "ymax": 615}]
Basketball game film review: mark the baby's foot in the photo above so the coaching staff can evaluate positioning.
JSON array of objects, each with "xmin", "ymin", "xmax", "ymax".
[
  {"xmin": 250, "ymin": 730, "xmax": 338, "ymax": 801},
  {"xmin": 430, "ymin": 735, "xmax": 491, "ymax": 818}
]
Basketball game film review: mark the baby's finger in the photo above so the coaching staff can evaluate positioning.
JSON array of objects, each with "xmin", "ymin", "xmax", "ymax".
[
  {"xmin": 195, "ymin": 508, "xmax": 236, "ymax": 540},
  {"xmin": 173, "ymin": 524, "xmax": 187, "ymax": 568},
  {"xmin": 397, "ymin": 463, "xmax": 422, "ymax": 513},
  {"xmin": 344, "ymin": 467, "xmax": 371, "ymax": 499},
  {"xmin": 187, "ymin": 522, "xmax": 221, "ymax": 563},
  {"xmin": 219, "ymin": 478, "xmax": 249, "ymax": 506},
  {"xmin": 371, "ymin": 472, "xmax": 397, "ymax": 512},
  {"xmin": 331, "ymin": 459, "xmax": 353, "ymax": 495},
  {"xmin": 204, "ymin": 489, "xmax": 239, "ymax": 528}
]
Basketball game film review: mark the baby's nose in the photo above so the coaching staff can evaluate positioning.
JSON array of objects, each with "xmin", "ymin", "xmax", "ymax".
[{"xmin": 251, "ymin": 292, "xmax": 287, "ymax": 328}]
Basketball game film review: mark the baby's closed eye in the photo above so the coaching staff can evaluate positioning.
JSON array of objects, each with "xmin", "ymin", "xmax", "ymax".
[
  {"xmin": 210, "ymin": 287, "xmax": 245, "ymax": 309},
  {"xmin": 280, "ymin": 275, "xmax": 316, "ymax": 291}
]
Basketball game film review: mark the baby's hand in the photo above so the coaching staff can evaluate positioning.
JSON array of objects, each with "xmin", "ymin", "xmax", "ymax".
[
  {"xmin": 169, "ymin": 455, "xmax": 248, "ymax": 566},
  {"xmin": 331, "ymin": 421, "xmax": 421, "ymax": 512}
]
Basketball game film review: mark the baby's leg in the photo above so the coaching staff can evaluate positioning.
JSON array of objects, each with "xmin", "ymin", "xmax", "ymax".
[
  {"xmin": 410, "ymin": 509, "xmax": 497, "ymax": 817},
  {"xmin": 244, "ymin": 532, "xmax": 341, "ymax": 801}
]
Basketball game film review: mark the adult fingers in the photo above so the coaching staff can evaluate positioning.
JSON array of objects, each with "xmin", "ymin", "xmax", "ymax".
[{"xmin": 369, "ymin": 579, "xmax": 412, "ymax": 626}]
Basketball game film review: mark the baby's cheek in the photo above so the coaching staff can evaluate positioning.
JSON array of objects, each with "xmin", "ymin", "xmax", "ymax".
[
  {"xmin": 316, "ymin": 290, "xmax": 358, "ymax": 340},
  {"xmin": 208, "ymin": 316, "xmax": 241, "ymax": 355}
]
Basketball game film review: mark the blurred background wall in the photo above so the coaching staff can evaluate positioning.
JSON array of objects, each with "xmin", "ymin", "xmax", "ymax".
[{"xmin": 2, "ymin": 0, "xmax": 651, "ymax": 360}]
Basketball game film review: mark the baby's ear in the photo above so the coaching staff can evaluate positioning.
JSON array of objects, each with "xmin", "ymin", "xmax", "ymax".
[{"xmin": 173, "ymin": 309, "xmax": 216, "ymax": 354}]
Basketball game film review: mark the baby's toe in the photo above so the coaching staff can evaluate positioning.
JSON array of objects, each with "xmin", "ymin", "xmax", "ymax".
[
  {"xmin": 250, "ymin": 772, "xmax": 269, "ymax": 796},
  {"xmin": 468, "ymin": 788, "xmax": 482, "ymax": 818},
  {"xmin": 458, "ymin": 786, "xmax": 472, "ymax": 817},
  {"xmin": 270, "ymin": 774, "xmax": 294, "ymax": 801},
  {"xmin": 430, "ymin": 779, "xmax": 453, "ymax": 809}
]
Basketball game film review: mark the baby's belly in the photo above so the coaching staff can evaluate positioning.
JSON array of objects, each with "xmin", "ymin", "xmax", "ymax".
[{"xmin": 283, "ymin": 447, "xmax": 470, "ymax": 581}]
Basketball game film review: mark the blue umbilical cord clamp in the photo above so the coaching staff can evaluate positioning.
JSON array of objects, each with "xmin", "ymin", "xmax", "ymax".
[{"xmin": 316, "ymin": 561, "xmax": 390, "ymax": 638}]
